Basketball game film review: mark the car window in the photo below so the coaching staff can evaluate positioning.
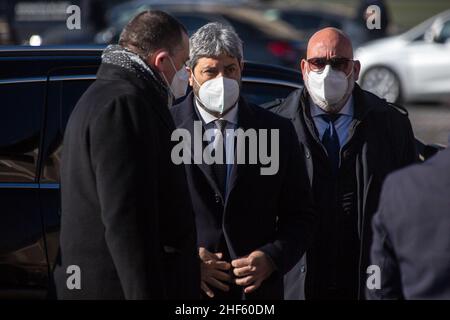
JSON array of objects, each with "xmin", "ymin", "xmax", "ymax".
[
  {"xmin": 40, "ymin": 78, "xmax": 94, "ymax": 184},
  {"xmin": 36, "ymin": 77, "xmax": 95, "ymax": 287},
  {"xmin": 438, "ymin": 19, "xmax": 450, "ymax": 42},
  {"xmin": 0, "ymin": 77, "xmax": 47, "ymax": 299},
  {"xmin": 0, "ymin": 81, "xmax": 44, "ymax": 182}
]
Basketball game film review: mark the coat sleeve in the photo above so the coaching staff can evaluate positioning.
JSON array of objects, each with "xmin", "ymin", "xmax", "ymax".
[
  {"xmin": 89, "ymin": 96, "xmax": 164, "ymax": 299},
  {"xmin": 366, "ymin": 175, "xmax": 404, "ymax": 300},
  {"xmin": 390, "ymin": 110, "xmax": 419, "ymax": 167},
  {"xmin": 258, "ymin": 120, "xmax": 316, "ymax": 274}
]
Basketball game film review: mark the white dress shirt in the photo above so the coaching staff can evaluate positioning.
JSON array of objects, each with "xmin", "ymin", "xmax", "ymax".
[{"xmin": 195, "ymin": 100, "xmax": 238, "ymax": 190}]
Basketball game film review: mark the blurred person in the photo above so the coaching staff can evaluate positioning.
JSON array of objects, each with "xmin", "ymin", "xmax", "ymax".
[
  {"xmin": 270, "ymin": 27, "xmax": 418, "ymax": 300},
  {"xmin": 171, "ymin": 22, "xmax": 316, "ymax": 300},
  {"xmin": 368, "ymin": 145, "xmax": 450, "ymax": 300},
  {"xmin": 53, "ymin": 10, "xmax": 200, "ymax": 299}
]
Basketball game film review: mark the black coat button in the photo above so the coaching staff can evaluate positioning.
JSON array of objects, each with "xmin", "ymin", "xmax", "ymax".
[{"xmin": 215, "ymin": 193, "xmax": 221, "ymax": 203}]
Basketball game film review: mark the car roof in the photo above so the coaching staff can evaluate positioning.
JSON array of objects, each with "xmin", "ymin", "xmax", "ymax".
[
  {"xmin": 0, "ymin": 45, "xmax": 106, "ymax": 56},
  {"xmin": 0, "ymin": 45, "xmax": 303, "ymax": 86}
]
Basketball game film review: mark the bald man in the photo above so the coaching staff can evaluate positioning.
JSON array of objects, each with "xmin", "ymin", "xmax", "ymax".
[{"xmin": 270, "ymin": 28, "xmax": 418, "ymax": 300}]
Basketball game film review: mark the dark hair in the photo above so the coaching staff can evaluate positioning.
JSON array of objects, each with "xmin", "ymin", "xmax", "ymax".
[{"xmin": 119, "ymin": 10, "xmax": 187, "ymax": 57}]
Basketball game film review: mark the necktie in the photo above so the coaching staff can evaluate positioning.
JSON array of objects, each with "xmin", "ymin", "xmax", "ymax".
[
  {"xmin": 320, "ymin": 114, "xmax": 341, "ymax": 176},
  {"xmin": 213, "ymin": 119, "xmax": 228, "ymax": 196}
]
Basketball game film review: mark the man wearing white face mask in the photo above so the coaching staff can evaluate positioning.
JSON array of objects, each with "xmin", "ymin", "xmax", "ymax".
[
  {"xmin": 270, "ymin": 27, "xmax": 418, "ymax": 300},
  {"xmin": 171, "ymin": 23, "xmax": 316, "ymax": 300},
  {"xmin": 161, "ymin": 55, "xmax": 190, "ymax": 103},
  {"xmin": 55, "ymin": 10, "xmax": 200, "ymax": 299}
]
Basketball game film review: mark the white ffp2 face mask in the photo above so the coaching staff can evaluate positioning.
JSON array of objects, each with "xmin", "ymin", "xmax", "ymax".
[
  {"xmin": 193, "ymin": 76, "xmax": 240, "ymax": 116},
  {"xmin": 306, "ymin": 64, "xmax": 354, "ymax": 112},
  {"xmin": 163, "ymin": 56, "xmax": 189, "ymax": 100}
]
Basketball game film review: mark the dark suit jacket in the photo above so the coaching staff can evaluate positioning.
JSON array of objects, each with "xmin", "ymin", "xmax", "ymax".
[
  {"xmin": 53, "ymin": 63, "xmax": 200, "ymax": 299},
  {"xmin": 171, "ymin": 92, "xmax": 316, "ymax": 299},
  {"xmin": 368, "ymin": 147, "xmax": 450, "ymax": 300}
]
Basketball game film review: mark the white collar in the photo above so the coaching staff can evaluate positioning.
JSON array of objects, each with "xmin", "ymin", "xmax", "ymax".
[
  {"xmin": 195, "ymin": 99, "xmax": 239, "ymax": 125},
  {"xmin": 310, "ymin": 95, "xmax": 354, "ymax": 118}
]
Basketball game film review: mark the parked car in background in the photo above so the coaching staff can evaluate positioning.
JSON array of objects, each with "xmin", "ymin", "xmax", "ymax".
[
  {"xmin": 1, "ymin": 0, "xmax": 126, "ymax": 46},
  {"xmin": 355, "ymin": 9, "xmax": 450, "ymax": 103},
  {"xmin": 258, "ymin": 4, "xmax": 369, "ymax": 58},
  {"xmin": 95, "ymin": 1, "xmax": 305, "ymax": 68}
]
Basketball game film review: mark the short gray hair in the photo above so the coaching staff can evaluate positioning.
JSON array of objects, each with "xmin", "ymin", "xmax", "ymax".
[{"xmin": 189, "ymin": 22, "xmax": 243, "ymax": 70}]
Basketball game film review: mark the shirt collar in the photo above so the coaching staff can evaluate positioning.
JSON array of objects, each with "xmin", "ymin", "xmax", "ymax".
[
  {"xmin": 310, "ymin": 95, "xmax": 354, "ymax": 118},
  {"xmin": 195, "ymin": 98, "xmax": 239, "ymax": 125}
]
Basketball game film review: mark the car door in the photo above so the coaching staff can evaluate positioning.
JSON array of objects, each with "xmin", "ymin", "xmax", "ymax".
[
  {"xmin": 38, "ymin": 68, "xmax": 97, "ymax": 295},
  {"xmin": 0, "ymin": 75, "xmax": 48, "ymax": 299}
]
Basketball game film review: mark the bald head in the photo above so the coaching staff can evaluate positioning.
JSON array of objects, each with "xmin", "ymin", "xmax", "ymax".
[
  {"xmin": 307, "ymin": 27, "xmax": 353, "ymax": 60},
  {"xmin": 300, "ymin": 27, "xmax": 360, "ymax": 84},
  {"xmin": 300, "ymin": 27, "xmax": 361, "ymax": 113}
]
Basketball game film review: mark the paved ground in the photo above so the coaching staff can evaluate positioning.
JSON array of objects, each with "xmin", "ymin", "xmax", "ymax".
[{"xmin": 407, "ymin": 102, "xmax": 450, "ymax": 147}]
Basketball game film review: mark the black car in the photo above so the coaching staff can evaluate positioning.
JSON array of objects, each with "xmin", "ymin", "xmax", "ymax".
[{"xmin": 0, "ymin": 46, "xmax": 442, "ymax": 299}]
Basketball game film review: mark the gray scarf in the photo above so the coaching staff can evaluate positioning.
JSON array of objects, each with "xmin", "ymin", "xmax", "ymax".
[{"xmin": 101, "ymin": 44, "xmax": 172, "ymax": 105}]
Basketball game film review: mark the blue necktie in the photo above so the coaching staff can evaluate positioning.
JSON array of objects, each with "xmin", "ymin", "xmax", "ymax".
[{"xmin": 320, "ymin": 114, "xmax": 341, "ymax": 176}]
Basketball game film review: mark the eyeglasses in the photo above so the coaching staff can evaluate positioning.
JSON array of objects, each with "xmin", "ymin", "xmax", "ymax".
[{"xmin": 307, "ymin": 57, "xmax": 353, "ymax": 72}]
